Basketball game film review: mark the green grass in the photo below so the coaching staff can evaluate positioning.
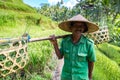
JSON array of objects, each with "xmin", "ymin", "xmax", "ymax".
[
  {"xmin": 0, "ymin": 9, "xmax": 58, "ymax": 32},
  {"xmin": 97, "ymin": 43, "xmax": 120, "ymax": 66},
  {"xmin": 0, "ymin": 0, "xmax": 36, "ymax": 13},
  {"xmin": 30, "ymin": 73, "xmax": 46, "ymax": 80},
  {"xmin": 93, "ymin": 47, "xmax": 120, "ymax": 80},
  {"xmin": 1, "ymin": 0, "xmax": 23, "ymax": 3}
]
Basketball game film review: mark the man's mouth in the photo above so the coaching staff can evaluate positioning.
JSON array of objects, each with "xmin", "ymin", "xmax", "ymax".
[{"xmin": 75, "ymin": 30, "xmax": 82, "ymax": 32}]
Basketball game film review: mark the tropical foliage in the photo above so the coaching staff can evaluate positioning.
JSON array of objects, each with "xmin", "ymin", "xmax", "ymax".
[{"xmin": 38, "ymin": 0, "xmax": 120, "ymax": 46}]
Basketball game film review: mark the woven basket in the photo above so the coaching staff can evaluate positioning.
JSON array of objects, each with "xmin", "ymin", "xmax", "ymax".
[
  {"xmin": 0, "ymin": 38, "xmax": 29, "ymax": 77},
  {"xmin": 88, "ymin": 27, "xmax": 109, "ymax": 44}
]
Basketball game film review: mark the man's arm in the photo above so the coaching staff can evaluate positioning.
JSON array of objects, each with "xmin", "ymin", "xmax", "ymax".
[
  {"xmin": 49, "ymin": 35, "xmax": 63, "ymax": 59},
  {"xmin": 88, "ymin": 61, "xmax": 94, "ymax": 80}
]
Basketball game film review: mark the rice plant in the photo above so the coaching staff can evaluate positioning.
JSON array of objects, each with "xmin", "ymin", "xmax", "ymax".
[
  {"xmin": 97, "ymin": 43, "xmax": 120, "ymax": 66},
  {"xmin": 93, "ymin": 47, "xmax": 120, "ymax": 80}
]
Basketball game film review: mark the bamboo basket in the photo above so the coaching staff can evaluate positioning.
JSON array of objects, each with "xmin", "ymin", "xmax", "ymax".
[
  {"xmin": 0, "ymin": 37, "xmax": 29, "ymax": 77},
  {"xmin": 88, "ymin": 27, "xmax": 109, "ymax": 44}
]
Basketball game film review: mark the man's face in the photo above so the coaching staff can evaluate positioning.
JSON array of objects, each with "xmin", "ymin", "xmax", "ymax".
[{"xmin": 70, "ymin": 22, "xmax": 85, "ymax": 34}]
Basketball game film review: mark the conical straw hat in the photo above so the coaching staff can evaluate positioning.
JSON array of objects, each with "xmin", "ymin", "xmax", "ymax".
[{"xmin": 58, "ymin": 14, "xmax": 99, "ymax": 33}]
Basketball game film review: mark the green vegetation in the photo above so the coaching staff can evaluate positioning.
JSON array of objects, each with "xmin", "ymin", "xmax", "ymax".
[
  {"xmin": 0, "ymin": 5, "xmax": 66, "ymax": 78},
  {"xmin": 110, "ymin": 27, "xmax": 120, "ymax": 47},
  {"xmin": 93, "ymin": 47, "xmax": 120, "ymax": 80},
  {"xmin": 30, "ymin": 73, "xmax": 46, "ymax": 80},
  {"xmin": 0, "ymin": 8, "xmax": 58, "ymax": 38},
  {"xmin": 0, "ymin": 9, "xmax": 57, "ymax": 30},
  {"xmin": 97, "ymin": 43, "xmax": 120, "ymax": 66},
  {"xmin": 39, "ymin": 0, "xmax": 120, "ymax": 46},
  {"xmin": 0, "ymin": 0, "xmax": 36, "ymax": 12},
  {"xmin": 0, "ymin": 0, "xmax": 60, "ymax": 79},
  {"xmin": 39, "ymin": 0, "xmax": 120, "ymax": 23}
]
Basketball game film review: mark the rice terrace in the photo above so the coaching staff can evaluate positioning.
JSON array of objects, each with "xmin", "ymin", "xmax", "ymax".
[{"xmin": 0, "ymin": 0, "xmax": 120, "ymax": 80}]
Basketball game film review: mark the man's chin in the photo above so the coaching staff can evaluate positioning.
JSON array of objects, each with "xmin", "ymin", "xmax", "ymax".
[{"xmin": 73, "ymin": 32, "xmax": 82, "ymax": 35}]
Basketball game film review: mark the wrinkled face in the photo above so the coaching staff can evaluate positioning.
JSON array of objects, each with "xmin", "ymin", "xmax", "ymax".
[{"xmin": 70, "ymin": 22, "xmax": 85, "ymax": 34}]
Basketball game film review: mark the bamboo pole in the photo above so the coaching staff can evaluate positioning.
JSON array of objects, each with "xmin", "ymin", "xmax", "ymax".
[{"xmin": 29, "ymin": 34, "xmax": 71, "ymax": 43}]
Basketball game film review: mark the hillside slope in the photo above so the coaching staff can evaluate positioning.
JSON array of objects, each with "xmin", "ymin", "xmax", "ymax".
[
  {"xmin": 0, "ymin": 0, "xmax": 57, "ymax": 35},
  {"xmin": 0, "ymin": 0, "xmax": 36, "ymax": 12}
]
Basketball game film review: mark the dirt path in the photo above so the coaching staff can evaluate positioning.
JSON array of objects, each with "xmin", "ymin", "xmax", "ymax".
[{"xmin": 52, "ymin": 59, "xmax": 64, "ymax": 80}]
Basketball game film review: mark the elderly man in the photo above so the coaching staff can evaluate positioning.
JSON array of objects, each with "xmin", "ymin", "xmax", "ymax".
[{"xmin": 50, "ymin": 14, "xmax": 99, "ymax": 80}]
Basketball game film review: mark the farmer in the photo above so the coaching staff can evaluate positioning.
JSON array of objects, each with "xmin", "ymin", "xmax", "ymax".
[{"xmin": 50, "ymin": 14, "xmax": 99, "ymax": 80}]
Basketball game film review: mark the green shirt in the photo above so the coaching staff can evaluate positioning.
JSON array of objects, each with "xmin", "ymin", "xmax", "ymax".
[{"xmin": 60, "ymin": 35, "xmax": 96, "ymax": 80}]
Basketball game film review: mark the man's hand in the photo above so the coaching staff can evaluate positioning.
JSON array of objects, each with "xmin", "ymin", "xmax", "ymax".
[
  {"xmin": 88, "ymin": 61, "xmax": 94, "ymax": 80},
  {"xmin": 89, "ymin": 78, "xmax": 92, "ymax": 80},
  {"xmin": 49, "ymin": 35, "xmax": 57, "ymax": 45},
  {"xmin": 49, "ymin": 35, "xmax": 63, "ymax": 59}
]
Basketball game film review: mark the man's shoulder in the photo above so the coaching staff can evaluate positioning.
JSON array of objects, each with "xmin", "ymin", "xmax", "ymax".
[
  {"xmin": 83, "ymin": 35, "xmax": 94, "ymax": 44},
  {"xmin": 62, "ymin": 35, "xmax": 71, "ymax": 41},
  {"xmin": 87, "ymin": 38, "xmax": 94, "ymax": 43}
]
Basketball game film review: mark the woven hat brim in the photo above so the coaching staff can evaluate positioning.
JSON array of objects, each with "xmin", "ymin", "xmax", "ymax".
[{"xmin": 58, "ymin": 21, "xmax": 99, "ymax": 33}]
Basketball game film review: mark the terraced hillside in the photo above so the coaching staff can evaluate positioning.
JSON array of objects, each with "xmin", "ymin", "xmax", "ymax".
[
  {"xmin": 0, "ymin": 0, "xmax": 36, "ymax": 12},
  {"xmin": 0, "ymin": 0, "xmax": 120, "ymax": 80}
]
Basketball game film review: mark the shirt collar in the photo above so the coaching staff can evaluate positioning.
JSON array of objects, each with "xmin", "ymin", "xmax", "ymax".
[{"xmin": 79, "ymin": 35, "xmax": 85, "ymax": 43}]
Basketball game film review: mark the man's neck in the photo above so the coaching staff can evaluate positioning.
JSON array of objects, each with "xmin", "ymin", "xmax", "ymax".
[{"xmin": 72, "ymin": 34, "xmax": 82, "ymax": 43}]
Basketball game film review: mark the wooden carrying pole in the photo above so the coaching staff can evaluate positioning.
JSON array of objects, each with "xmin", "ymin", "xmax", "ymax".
[{"xmin": 29, "ymin": 34, "xmax": 71, "ymax": 43}]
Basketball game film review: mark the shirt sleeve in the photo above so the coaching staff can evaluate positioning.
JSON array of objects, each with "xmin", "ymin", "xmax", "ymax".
[{"xmin": 87, "ymin": 43, "xmax": 96, "ymax": 62}]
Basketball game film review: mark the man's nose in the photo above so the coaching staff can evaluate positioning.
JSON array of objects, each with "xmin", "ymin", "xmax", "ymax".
[{"xmin": 77, "ymin": 27, "xmax": 82, "ymax": 29}]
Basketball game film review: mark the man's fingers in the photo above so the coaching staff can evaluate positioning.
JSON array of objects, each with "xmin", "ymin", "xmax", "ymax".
[
  {"xmin": 49, "ymin": 35, "xmax": 56, "ymax": 40},
  {"xmin": 49, "ymin": 35, "xmax": 57, "ymax": 45}
]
